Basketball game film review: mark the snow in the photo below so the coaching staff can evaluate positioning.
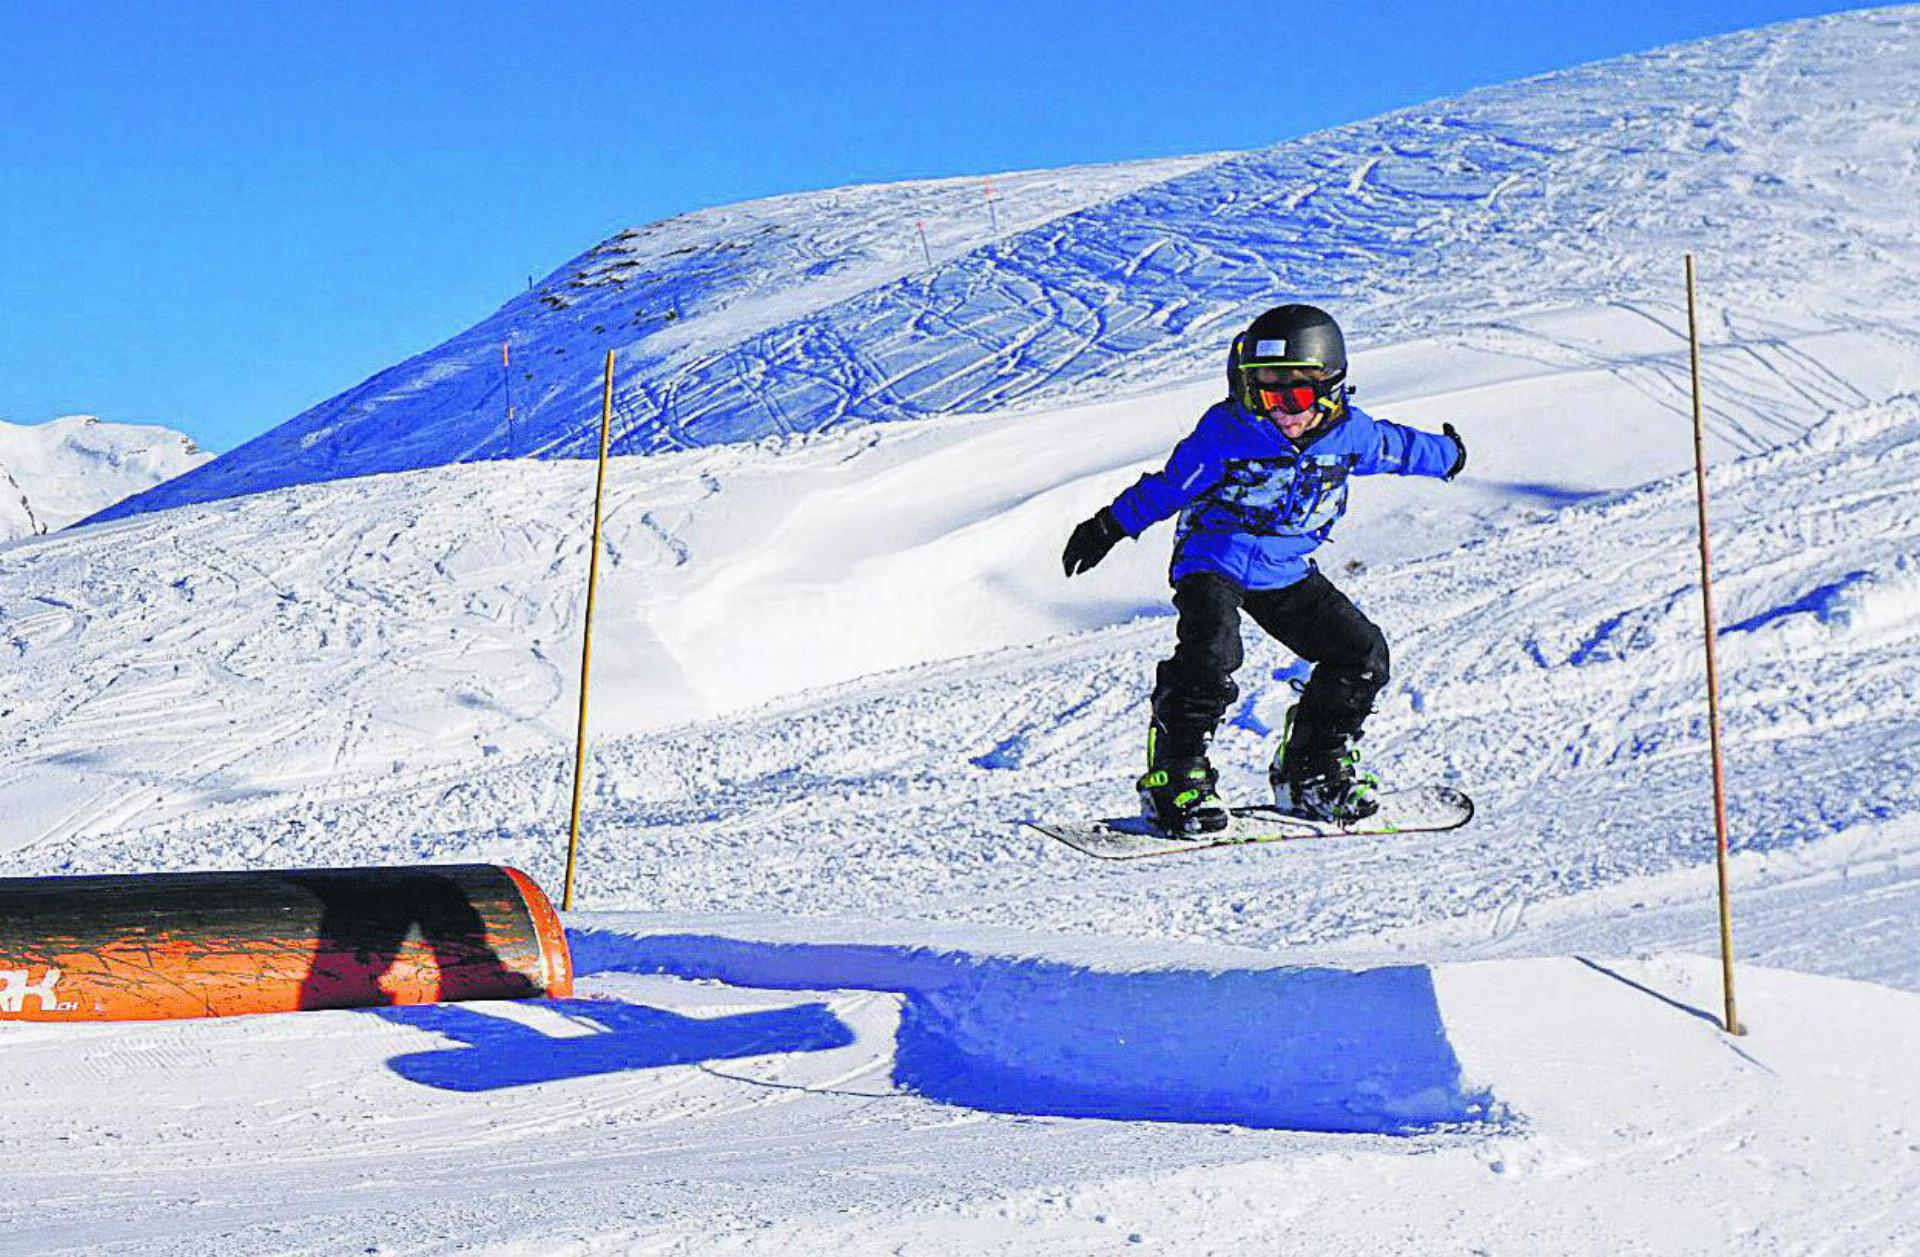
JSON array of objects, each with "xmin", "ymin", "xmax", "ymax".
[
  {"xmin": 6, "ymin": 7, "xmax": 1920, "ymax": 1253},
  {"xmin": 0, "ymin": 414, "xmax": 208, "ymax": 539},
  {"xmin": 90, "ymin": 5, "xmax": 1920, "ymax": 521},
  {"xmin": 3, "ymin": 935, "xmax": 1916, "ymax": 1253}
]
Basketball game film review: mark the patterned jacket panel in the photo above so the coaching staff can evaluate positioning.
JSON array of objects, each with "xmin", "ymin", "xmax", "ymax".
[{"xmin": 1108, "ymin": 399, "xmax": 1455, "ymax": 590}]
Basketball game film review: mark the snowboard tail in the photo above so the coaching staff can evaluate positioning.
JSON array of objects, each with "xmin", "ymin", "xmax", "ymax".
[{"xmin": 1027, "ymin": 785, "xmax": 1472, "ymax": 861}]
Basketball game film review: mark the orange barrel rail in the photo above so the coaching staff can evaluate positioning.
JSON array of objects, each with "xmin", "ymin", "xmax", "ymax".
[{"xmin": 0, "ymin": 864, "xmax": 572, "ymax": 1022}]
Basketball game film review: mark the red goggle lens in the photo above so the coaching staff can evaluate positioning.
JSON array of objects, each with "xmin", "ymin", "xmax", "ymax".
[{"xmin": 1258, "ymin": 384, "xmax": 1319, "ymax": 416}]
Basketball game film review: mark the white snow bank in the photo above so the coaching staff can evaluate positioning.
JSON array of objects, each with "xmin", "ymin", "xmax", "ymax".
[{"xmin": 1, "ymin": 923, "xmax": 1913, "ymax": 1253}]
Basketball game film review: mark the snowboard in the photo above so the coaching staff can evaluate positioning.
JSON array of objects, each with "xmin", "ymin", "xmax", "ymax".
[{"xmin": 1026, "ymin": 785, "xmax": 1473, "ymax": 861}]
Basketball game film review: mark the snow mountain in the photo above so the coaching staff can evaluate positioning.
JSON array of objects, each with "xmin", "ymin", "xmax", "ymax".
[
  {"xmin": 91, "ymin": 6, "xmax": 1920, "ymax": 523},
  {"xmin": 0, "ymin": 414, "xmax": 208, "ymax": 540}
]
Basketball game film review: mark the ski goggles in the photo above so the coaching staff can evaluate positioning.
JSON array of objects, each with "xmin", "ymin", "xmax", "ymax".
[{"xmin": 1244, "ymin": 365, "xmax": 1342, "ymax": 416}]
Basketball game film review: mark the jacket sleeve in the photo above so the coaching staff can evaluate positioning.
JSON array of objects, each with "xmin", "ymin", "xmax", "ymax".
[
  {"xmin": 1352, "ymin": 410, "xmax": 1458, "ymax": 480},
  {"xmin": 1108, "ymin": 412, "xmax": 1227, "ymax": 536}
]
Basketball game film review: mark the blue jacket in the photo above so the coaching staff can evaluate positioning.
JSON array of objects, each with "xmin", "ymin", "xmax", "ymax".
[{"xmin": 1108, "ymin": 399, "xmax": 1457, "ymax": 590}]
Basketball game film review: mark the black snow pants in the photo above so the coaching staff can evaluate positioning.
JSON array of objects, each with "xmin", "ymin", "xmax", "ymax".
[{"xmin": 1150, "ymin": 567, "xmax": 1389, "ymax": 762}]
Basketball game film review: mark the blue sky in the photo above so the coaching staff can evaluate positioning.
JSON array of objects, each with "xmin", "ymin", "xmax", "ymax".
[{"xmin": 0, "ymin": 0, "xmax": 1864, "ymax": 451}]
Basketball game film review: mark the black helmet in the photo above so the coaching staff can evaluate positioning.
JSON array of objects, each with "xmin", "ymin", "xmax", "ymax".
[{"xmin": 1227, "ymin": 305, "xmax": 1348, "ymax": 414}]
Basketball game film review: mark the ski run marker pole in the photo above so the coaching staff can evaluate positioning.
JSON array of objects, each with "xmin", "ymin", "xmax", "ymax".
[
  {"xmin": 1685, "ymin": 254, "xmax": 1743, "ymax": 1036},
  {"xmin": 501, "ymin": 341, "xmax": 515, "ymax": 456},
  {"xmin": 563, "ymin": 349, "xmax": 616, "ymax": 911}
]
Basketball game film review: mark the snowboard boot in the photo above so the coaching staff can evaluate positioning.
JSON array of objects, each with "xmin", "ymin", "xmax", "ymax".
[
  {"xmin": 1137, "ymin": 724, "xmax": 1230, "ymax": 837},
  {"xmin": 1269, "ymin": 704, "xmax": 1380, "ymax": 824},
  {"xmin": 1137, "ymin": 758, "xmax": 1230, "ymax": 837}
]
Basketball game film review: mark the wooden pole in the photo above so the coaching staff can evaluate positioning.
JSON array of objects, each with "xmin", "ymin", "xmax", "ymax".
[
  {"xmin": 562, "ymin": 349, "xmax": 616, "ymax": 912},
  {"xmin": 1685, "ymin": 254, "xmax": 1743, "ymax": 1036},
  {"xmin": 916, "ymin": 220, "xmax": 933, "ymax": 269}
]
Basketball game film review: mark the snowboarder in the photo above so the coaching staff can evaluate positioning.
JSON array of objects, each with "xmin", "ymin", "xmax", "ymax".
[{"xmin": 1061, "ymin": 304, "xmax": 1465, "ymax": 836}]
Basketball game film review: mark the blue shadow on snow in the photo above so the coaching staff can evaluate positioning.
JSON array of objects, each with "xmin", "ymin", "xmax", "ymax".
[
  {"xmin": 1720, "ymin": 570, "xmax": 1872, "ymax": 635},
  {"xmin": 373, "ymin": 997, "xmax": 854, "ymax": 1092},
  {"xmin": 557, "ymin": 929, "xmax": 1495, "ymax": 1134}
]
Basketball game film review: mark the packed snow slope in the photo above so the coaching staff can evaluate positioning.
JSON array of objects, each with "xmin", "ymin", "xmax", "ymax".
[
  {"xmin": 4, "ymin": 940, "xmax": 1917, "ymax": 1255},
  {"xmin": 14, "ymin": 389, "xmax": 1919, "ymax": 986},
  {"xmin": 12, "ymin": 328, "xmax": 1920, "ymax": 1249},
  {"xmin": 93, "ymin": 5, "xmax": 1920, "ymax": 522},
  {"xmin": 0, "ymin": 414, "xmax": 207, "ymax": 540}
]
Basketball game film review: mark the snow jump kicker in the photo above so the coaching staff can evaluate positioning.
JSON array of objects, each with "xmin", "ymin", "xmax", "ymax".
[{"xmin": 0, "ymin": 864, "xmax": 572, "ymax": 1022}]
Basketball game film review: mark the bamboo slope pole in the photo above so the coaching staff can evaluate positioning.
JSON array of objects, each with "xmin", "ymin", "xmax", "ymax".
[
  {"xmin": 1685, "ymin": 254, "xmax": 1743, "ymax": 1036},
  {"xmin": 562, "ymin": 350, "xmax": 616, "ymax": 911}
]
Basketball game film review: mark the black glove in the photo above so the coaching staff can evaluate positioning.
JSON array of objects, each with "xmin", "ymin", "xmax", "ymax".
[
  {"xmin": 1062, "ymin": 506, "xmax": 1126, "ymax": 577},
  {"xmin": 1443, "ymin": 423, "xmax": 1467, "ymax": 480}
]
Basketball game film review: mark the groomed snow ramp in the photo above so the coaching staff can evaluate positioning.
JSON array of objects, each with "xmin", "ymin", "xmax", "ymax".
[
  {"xmin": 573, "ymin": 930, "xmax": 1494, "ymax": 1133},
  {"xmin": 0, "ymin": 864, "xmax": 572, "ymax": 1021}
]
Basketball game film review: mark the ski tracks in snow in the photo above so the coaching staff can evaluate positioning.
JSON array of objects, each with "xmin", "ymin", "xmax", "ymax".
[{"xmin": 9, "ymin": 397, "xmax": 1920, "ymax": 987}]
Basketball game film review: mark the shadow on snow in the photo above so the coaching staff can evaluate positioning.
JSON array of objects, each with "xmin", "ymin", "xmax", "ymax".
[
  {"xmin": 375, "ymin": 997, "xmax": 853, "ymax": 1091},
  {"xmin": 377, "ymin": 929, "xmax": 1496, "ymax": 1135}
]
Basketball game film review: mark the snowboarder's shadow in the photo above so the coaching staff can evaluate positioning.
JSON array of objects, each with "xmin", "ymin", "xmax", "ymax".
[
  {"xmin": 371, "ymin": 997, "xmax": 854, "ymax": 1092},
  {"xmin": 1094, "ymin": 815, "xmax": 1162, "ymax": 836},
  {"xmin": 288, "ymin": 868, "xmax": 539, "ymax": 1009}
]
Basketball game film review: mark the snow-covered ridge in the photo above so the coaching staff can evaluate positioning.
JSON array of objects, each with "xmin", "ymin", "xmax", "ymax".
[
  {"xmin": 88, "ymin": 152, "xmax": 1222, "ymax": 520},
  {"xmin": 92, "ymin": 6, "xmax": 1920, "ymax": 522},
  {"xmin": 0, "ymin": 414, "xmax": 208, "ymax": 540}
]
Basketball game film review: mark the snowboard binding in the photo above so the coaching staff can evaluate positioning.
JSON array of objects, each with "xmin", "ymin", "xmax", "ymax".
[
  {"xmin": 1137, "ymin": 758, "xmax": 1231, "ymax": 837},
  {"xmin": 1137, "ymin": 723, "xmax": 1229, "ymax": 837},
  {"xmin": 1270, "ymin": 704, "xmax": 1380, "ymax": 824}
]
